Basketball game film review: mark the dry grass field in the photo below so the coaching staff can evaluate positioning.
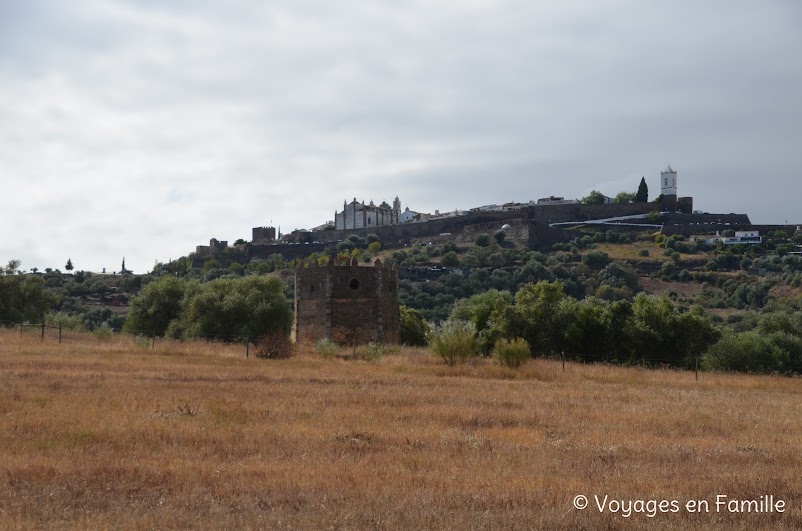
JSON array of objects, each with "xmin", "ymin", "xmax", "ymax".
[{"xmin": 2, "ymin": 330, "xmax": 802, "ymax": 530}]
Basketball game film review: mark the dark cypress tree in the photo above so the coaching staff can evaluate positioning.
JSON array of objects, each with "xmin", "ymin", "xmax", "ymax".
[{"xmin": 636, "ymin": 177, "xmax": 649, "ymax": 203}]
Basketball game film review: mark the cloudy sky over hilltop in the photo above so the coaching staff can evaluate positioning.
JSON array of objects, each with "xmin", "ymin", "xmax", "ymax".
[{"xmin": 2, "ymin": 0, "xmax": 800, "ymax": 273}]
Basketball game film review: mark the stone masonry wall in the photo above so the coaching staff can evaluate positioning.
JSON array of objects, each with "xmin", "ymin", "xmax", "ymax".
[{"xmin": 294, "ymin": 260, "xmax": 400, "ymax": 346}]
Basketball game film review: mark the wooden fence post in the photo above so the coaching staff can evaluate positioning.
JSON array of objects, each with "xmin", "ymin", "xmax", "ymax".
[
  {"xmin": 151, "ymin": 331, "xmax": 156, "ymax": 351},
  {"xmin": 246, "ymin": 338, "xmax": 250, "ymax": 358},
  {"xmin": 41, "ymin": 317, "xmax": 45, "ymax": 341},
  {"xmin": 59, "ymin": 324, "xmax": 62, "ymax": 344}
]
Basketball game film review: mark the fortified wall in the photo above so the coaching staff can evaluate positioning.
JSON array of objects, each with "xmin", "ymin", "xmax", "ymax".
[
  {"xmin": 294, "ymin": 259, "xmax": 400, "ymax": 346},
  {"xmin": 660, "ymin": 213, "xmax": 753, "ymax": 236},
  {"xmin": 281, "ymin": 203, "xmax": 664, "ymax": 245}
]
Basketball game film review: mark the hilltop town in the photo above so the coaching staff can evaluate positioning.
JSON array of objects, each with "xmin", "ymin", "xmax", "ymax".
[{"xmin": 191, "ymin": 166, "xmax": 796, "ymax": 268}]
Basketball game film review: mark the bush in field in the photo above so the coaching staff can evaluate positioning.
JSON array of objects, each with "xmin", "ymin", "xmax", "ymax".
[
  {"xmin": 449, "ymin": 289, "xmax": 512, "ymax": 354},
  {"xmin": 315, "ymin": 339, "xmax": 339, "ymax": 358},
  {"xmin": 400, "ymin": 306, "xmax": 429, "ymax": 346},
  {"xmin": 493, "ymin": 338, "xmax": 530, "ymax": 368},
  {"xmin": 176, "ymin": 276, "xmax": 292, "ymax": 340},
  {"xmin": 255, "ymin": 331, "xmax": 294, "ymax": 359},
  {"xmin": 46, "ymin": 311, "xmax": 86, "ymax": 332},
  {"xmin": 93, "ymin": 324, "xmax": 114, "ymax": 341},
  {"xmin": 124, "ymin": 276, "xmax": 187, "ymax": 336},
  {"xmin": 702, "ymin": 331, "xmax": 788, "ymax": 373},
  {"xmin": 0, "ymin": 261, "xmax": 56, "ymax": 323},
  {"xmin": 429, "ymin": 320, "xmax": 478, "ymax": 366},
  {"xmin": 357, "ymin": 342, "xmax": 387, "ymax": 362}
]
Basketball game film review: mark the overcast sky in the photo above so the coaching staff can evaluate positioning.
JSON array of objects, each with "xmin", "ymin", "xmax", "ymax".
[{"xmin": 2, "ymin": 1, "xmax": 800, "ymax": 273}]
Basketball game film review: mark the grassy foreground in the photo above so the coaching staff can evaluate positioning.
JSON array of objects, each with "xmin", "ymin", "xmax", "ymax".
[{"xmin": 2, "ymin": 331, "xmax": 802, "ymax": 530}]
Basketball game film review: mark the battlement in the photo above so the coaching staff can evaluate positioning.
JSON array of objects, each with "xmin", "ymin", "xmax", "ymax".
[{"xmin": 252, "ymin": 226, "xmax": 277, "ymax": 243}]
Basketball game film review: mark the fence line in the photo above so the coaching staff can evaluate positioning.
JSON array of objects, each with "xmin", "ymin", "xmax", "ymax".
[
  {"xmin": 2, "ymin": 319, "xmax": 708, "ymax": 376},
  {"xmin": 1, "ymin": 320, "xmax": 257, "ymax": 358}
]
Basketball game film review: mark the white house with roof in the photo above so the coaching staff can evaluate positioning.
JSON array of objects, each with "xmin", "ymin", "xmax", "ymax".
[{"xmin": 691, "ymin": 231, "xmax": 762, "ymax": 245}]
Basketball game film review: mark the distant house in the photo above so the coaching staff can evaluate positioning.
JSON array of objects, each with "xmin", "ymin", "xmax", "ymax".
[
  {"xmin": 398, "ymin": 207, "xmax": 430, "ymax": 223},
  {"xmin": 691, "ymin": 231, "xmax": 762, "ymax": 245},
  {"xmin": 310, "ymin": 221, "xmax": 335, "ymax": 231},
  {"xmin": 536, "ymin": 196, "xmax": 580, "ymax": 205},
  {"xmin": 469, "ymin": 204, "xmax": 503, "ymax": 213}
]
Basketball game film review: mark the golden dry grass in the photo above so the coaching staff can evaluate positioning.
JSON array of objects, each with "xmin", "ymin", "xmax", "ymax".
[{"xmin": 2, "ymin": 330, "xmax": 802, "ymax": 530}]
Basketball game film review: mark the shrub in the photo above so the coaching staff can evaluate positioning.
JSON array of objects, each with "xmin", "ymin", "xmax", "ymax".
[
  {"xmin": 429, "ymin": 320, "xmax": 478, "ymax": 366},
  {"xmin": 638, "ymin": 249, "xmax": 650, "ymax": 257},
  {"xmin": 93, "ymin": 324, "xmax": 114, "ymax": 341},
  {"xmin": 475, "ymin": 233, "xmax": 492, "ymax": 247},
  {"xmin": 315, "ymin": 339, "xmax": 340, "ymax": 358},
  {"xmin": 494, "ymin": 231, "xmax": 506, "ymax": 244},
  {"xmin": 441, "ymin": 251, "xmax": 459, "ymax": 267},
  {"xmin": 255, "ymin": 331, "xmax": 294, "ymax": 359},
  {"xmin": 46, "ymin": 311, "xmax": 86, "ymax": 332},
  {"xmin": 703, "ymin": 331, "xmax": 789, "ymax": 373},
  {"xmin": 400, "ymin": 306, "xmax": 429, "ymax": 346},
  {"xmin": 357, "ymin": 342, "xmax": 387, "ymax": 362},
  {"xmin": 582, "ymin": 250, "xmax": 610, "ymax": 269},
  {"xmin": 493, "ymin": 338, "xmax": 531, "ymax": 368}
]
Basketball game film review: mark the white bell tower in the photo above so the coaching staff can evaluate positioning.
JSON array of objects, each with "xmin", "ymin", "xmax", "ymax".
[{"xmin": 661, "ymin": 165, "xmax": 677, "ymax": 197}]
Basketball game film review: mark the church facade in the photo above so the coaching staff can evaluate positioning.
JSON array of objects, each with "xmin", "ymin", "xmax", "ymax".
[{"xmin": 335, "ymin": 197, "xmax": 402, "ymax": 230}]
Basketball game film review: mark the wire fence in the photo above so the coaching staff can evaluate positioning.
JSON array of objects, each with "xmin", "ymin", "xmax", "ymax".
[
  {"xmin": 549, "ymin": 351, "xmax": 702, "ymax": 380},
  {"xmin": 0, "ymin": 319, "xmax": 260, "ymax": 358},
  {"xmin": 1, "ymin": 318, "xmax": 705, "ymax": 379}
]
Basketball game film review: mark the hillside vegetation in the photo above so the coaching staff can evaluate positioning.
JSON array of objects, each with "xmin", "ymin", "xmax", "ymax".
[{"xmin": 4, "ymin": 227, "xmax": 802, "ymax": 374}]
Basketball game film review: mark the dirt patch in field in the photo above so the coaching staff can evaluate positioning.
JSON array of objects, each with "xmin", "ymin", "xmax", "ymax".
[
  {"xmin": 770, "ymin": 284, "xmax": 802, "ymax": 300},
  {"xmin": 639, "ymin": 277, "xmax": 705, "ymax": 298}
]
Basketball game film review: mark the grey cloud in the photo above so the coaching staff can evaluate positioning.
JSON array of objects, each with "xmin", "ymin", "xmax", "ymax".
[{"xmin": 1, "ymin": 0, "xmax": 800, "ymax": 272}]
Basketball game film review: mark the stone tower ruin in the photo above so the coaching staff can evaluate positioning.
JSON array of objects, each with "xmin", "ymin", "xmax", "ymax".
[{"xmin": 294, "ymin": 258, "xmax": 400, "ymax": 345}]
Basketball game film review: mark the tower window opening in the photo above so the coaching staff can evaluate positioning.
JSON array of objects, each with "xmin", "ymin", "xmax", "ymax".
[{"xmin": 350, "ymin": 278, "xmax": 360, "ymax": 289}]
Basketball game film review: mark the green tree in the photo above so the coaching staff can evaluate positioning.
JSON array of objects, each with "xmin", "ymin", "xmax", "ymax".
[
  {"xmin": 613, "ymin": 192, "xmax": 636, "ymax": 204},
  {"xmin": 581, "ymin": 190, "xmax": 607, "ymax": 205},
  {"xmin": 228, "ymin": 262, "xmax": 245, "ymax": 275},
  {"xmin": 441, "ymin": 251, "xmax": 460, "ymax": 267},
  {"xmin": 582, "ymin": 250, "xmax": 611, "ymax": 269},
  {"xmin": 703, "ymin": 331, "xmax": 788, "ymax": 373},
  {"xmin": 65, "ymin": 258, "xmax": 74, "ymax": 273},
  {"xmin": 176, "ymin": 275, "xmax": 292, "ymax": 340},
  {"xmin": 636, "ymin": 177, "xmax": 649, "ymax": 202},
  {"xmin": 202, "ymin": 259, "xmax": 221, "ymax": 273},
  {"xmin": 510, "ymin": 280, "xmax": 566, "ymax": 355},
  {"xmin": 450, "ymin": 289, "xmax": 513, "ymax": 354},
  {"xmin": 0, "ymin": 265, "xmax": 56, "ymax": 322},
  {"xmin": 400, "ymin": 306, "xmax": 429, "ymax": 346},
  {"xmin": 3, "ymin": 260, "xmax": 21, "ymax": 275},
  {"xmin": 124, "ymin": 276, "xmax": 188, "ymax": 336},
  {"xmin": 475, "ymin": 233, "xmax": 492, "ymax": 247}
]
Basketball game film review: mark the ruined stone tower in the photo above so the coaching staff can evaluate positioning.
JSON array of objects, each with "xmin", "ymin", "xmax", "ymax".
[{"xmin": 294, "ymin": 258, "xmax": 400, "ymax": 345}]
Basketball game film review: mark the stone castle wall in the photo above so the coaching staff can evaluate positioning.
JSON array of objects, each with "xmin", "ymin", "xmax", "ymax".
[
  {"xmin": 294, "ymin": 260, "xmax": 400, "ymax": 346},
  {"xmin": 252, "ymin": 226, "xmax": 276, "ymax": 242},
  {"xmin": 285, "ymin": 202, "xmax": 664, "ymax": 245},
  {"xmin": 660, "ymin": 213, "xmax": 753, "ymax": 236}
]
